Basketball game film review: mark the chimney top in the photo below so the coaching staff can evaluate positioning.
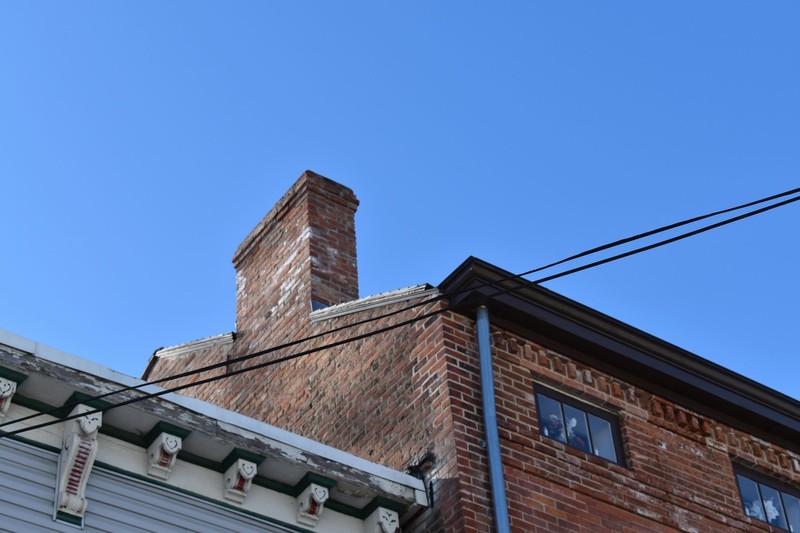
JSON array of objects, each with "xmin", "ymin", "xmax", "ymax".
[
  {"xmin": 233, "ymin": 170, "xmax": 358, "ymax": 267},
  {"xmin": 232, "ymin": 171, "xmax": 360, "ymax": 340}
]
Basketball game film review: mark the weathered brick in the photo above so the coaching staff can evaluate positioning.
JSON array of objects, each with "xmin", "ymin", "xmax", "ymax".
[{"xmin": 145, "ymin": 173, "xmax": 799, "ymax": 533}]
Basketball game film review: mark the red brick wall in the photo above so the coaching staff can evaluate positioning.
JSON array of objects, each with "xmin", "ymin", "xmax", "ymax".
[
  {"xmin": 146, "ymin": 294, "xmax": 472, "ymax": 531},
  {"xmin": 144, "ymin": 340, "xmax": 231, "ymax": 404},
  {"xmin": 142, "ymin": 167, "xmax": 479, "ymax": 530},
  {"xmin": 480, "ymin": 325, "xmax": 800, "ymax": 532},
  {"xmin": 230, "ymin": 170, "xmax": 358, "ymax": 353},
  {"xmin": 305, "ymin": 176, "xmax": 359, "ymax": 308},
  {"xmin": 148, "ymin": 302, "xmax": 800, "ymax": 532},
  {"xmin": 145, "ymin": 173, "xmax": 800, "ymax": 532}
]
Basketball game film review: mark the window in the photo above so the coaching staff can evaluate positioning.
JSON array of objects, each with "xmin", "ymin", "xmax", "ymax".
[
  {"xmin": 535, "ymin": 387, "xmax": 624, "ymax": 465},
  {"xmin": 736, "ymin": 470, "xmax": 800, "ymax": 532}
]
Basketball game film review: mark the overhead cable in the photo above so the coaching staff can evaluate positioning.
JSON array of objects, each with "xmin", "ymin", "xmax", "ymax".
[{"xmin": 2, "ymin": 187, "xmax": 799, "ymax": 439}]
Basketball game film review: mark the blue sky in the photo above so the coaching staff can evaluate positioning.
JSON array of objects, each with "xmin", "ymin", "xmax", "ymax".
[{"xmin": 1, "ymin": 3, "xmax": 798, "ymax": 400}]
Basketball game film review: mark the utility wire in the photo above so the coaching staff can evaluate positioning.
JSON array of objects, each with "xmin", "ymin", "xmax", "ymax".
[
  {"xmin": 3, "ymin": 185, "xmax": 797, "ymax": 432},
  {"xmin": 3, "ymin": 187, "xmax": 799, "ymax": 435},
  {"xmin": 2, "ymin": 188, "xmax": 799, "ymax": 439},
  {"xmin": 515, "ymin": 186, "xmax": 800, "ymax": 279}
]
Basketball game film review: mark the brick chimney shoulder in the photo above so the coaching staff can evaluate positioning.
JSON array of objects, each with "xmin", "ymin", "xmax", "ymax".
[{"xmin": 232, "ymin": 171, "xmax": 359, "ymax": 340}]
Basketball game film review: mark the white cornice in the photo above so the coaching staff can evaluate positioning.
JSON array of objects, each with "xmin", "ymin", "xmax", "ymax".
[
  {"xmin": 153, "ymin": 333, "xmax": 235, "ymax": 359},
  {"xmin": 0, "ymin": 328, "xmax": 428, "ymax": 506},
  {"xmin": 311, "ymin": 285, "xmax": 439, "ymax": 322}
]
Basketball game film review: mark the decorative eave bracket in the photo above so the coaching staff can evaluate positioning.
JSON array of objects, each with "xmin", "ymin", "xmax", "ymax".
[
  {"xmin": 0, "ymin": 377, "xmax": 17, "ymax": 418},
  {"xmin": 292, "ymin": 473, "xmax": 336, "ymax": 528},
  {"xmin": 365, "ymin": 507, "xmax": 401, "ymax": 533},
  {"xmin": 55, "ymin": 404, "xmax": 102, "ymax": 525},
  {"xmin": 0, "ymin": 367, "xmax": 27, "ymax": 419},
  {"xmin": 221, "ymin": 449, "xmax": 264, "ymax": 504},
  {"xmin": 296, "ymin": 483, "xmax": 330, "ymax": 527},
  {"xmin": 146, "ymin": 432, "xmax": 183, "ymax": 480},
  {"xmin": 223, "ymin": 458, "xmax": 257, "ymax": 503},
  {"xmin": 143, "ymin": 422, "xmax": 191, "ymax": 481}
]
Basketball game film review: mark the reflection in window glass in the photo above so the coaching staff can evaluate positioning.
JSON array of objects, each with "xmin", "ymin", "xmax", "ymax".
[
  {"xmin": 536, "ymin": 393, "xmax": 566, "ymax": 443},
  {"xmin": 563, "ymin": 405, "xmax": 591, "ymax": 453},
  {"xmin": 737, "ymin": 473, "xmax": 800, "ymax": 532},
  {"xmin": 535, "ymin": 390, "xmax": 621, "ymax": 464},
  {"xmin": 782, "ymin": 493, "xmax": 800, "ymax": 532},
  {"xmin": 588, "ymin": 414, "xmax": 617, "ymax": 462},
  {"xmin": 760, "ymin": 484, "xmax": 789, "ymax": 530},
  {"xmin": 738, "ymin": 475, "xmax": 766, "ymax": 521}
]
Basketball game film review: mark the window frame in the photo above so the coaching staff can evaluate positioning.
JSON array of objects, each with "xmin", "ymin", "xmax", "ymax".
[
  {"xmin": 734, "ymin": 466, "xmax": 800, "ymax": 532},
  {"xmin": 534, "ymin": 385, "xmax": 626, "ymax": 467}
]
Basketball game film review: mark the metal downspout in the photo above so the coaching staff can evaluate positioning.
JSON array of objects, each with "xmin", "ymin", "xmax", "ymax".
[{"xmin": 476, "ymin": 305, "xmax": 511, "ymax": 533}]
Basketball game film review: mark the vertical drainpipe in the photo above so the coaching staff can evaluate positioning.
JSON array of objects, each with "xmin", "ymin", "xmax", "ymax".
[{"xmin": 476, "ymin": 305, "xmax": 511, "ymax": 533}]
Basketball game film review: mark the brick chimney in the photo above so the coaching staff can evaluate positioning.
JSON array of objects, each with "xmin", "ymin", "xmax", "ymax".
[{"xmin": 231, "ymin": 171, "xmax": 359, "ymax": 346}]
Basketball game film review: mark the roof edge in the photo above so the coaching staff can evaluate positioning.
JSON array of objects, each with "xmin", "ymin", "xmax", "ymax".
[
  {"xmin": 0, "ymin": 328, "xmax": 428, "ymax": 501},
  {"xmin": 310, "ymin": 285, "xmax": 437, "ymax": 322},
  {"xmin": 439, "ymin": 257, "xmax": 800, "ymax": 450}
]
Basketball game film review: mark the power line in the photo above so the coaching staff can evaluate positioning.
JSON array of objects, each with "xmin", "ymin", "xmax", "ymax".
[
  {"xmin": 4, "ymin": 185, "xmax": 797, "ymax": 433},
  {"xmin": 3, "ymin": 187, "xmax": 799, "ymax": 436},
  {"xmin": 2, "ymin": 187, "xmax": 799, "ymax": 439},
  {"xmin": 516, "ymin": 186, "xmax": 800, "ymax": 279}
]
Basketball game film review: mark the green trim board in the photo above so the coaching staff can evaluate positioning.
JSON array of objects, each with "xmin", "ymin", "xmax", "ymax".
[
  {"xmin": 359, "ymin": 495, "xmax": 408, "ymax": 518},
  {"xmin": 55, "ymin": 511, "xmax": 83, "ymax": 526},
  {"xmin": 100, "ymin": 423, "xmax": 148, "ymax": 446},
  {"xmin": 0, "ymin": 366, "xmax": 27, "ymax": 384},
  {"xmin": 221, "ymin": 448, "xmax": 266, "ymax": 471},
  {"xmin": 176, "ymin": 449, "xmax": 222, "ymax": 471},
  {"xmin": 291, "ymin": 471, "xmax": 337, "ymax": 496},
  {"xmin": 253, "ymin": 475, "xmax": 295, "ymax": 495},
  {"xmin": 324, "ymin": 499, "xmax": 364, "ymax": 517},
  {"xmin": 144, "ymin": 421, "xmax": 192, "ymax": 446},
  {"xmin": 8, "ymin": 394, "xmax": 53, "ymax": 417},
  {"xmin": 53, "ymin": 392, "xmax": 114, "ymax": 418}
]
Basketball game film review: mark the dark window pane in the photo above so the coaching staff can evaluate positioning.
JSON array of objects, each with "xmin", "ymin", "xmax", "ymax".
[
  {"xmin": 760, "ymin": 484, "xmax": 789, "ymax": 529},
  {"xmin": 737, "ymin": 475, "xmax": 766, "ymax": 522},
  {"xmin": 563, "ymin": 404, "xmax": 591, "ymax": 453},
  {"xmin": 782, "ymin": 492, "xmax": 800, "ymax": 533},
  {"xmin": 537, "ymin": 394, "xmax": 566, "ymax": 443},
  {"xmin": 535, "ymin": 388, "xmax": 623, "ymax": 464},
  {"xmin": 588, "ymin": 414, "xmax": 617, "ymax": 462}
]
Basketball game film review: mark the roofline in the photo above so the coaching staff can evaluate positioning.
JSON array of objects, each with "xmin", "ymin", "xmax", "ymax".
[
  {"xmin": 310, "ymin": 285, "xmax": 437, "ymax": 322},
  {"xmin": 143, "ymin": 332, "xmax": 235, "ymax": 378},
  {"xmin": 439, "ymin": 257, "xmax": 800, "ymax": 453},
  {"xmin": 0, "ymin": 328, "xmax": 427, "ymax": 495}
]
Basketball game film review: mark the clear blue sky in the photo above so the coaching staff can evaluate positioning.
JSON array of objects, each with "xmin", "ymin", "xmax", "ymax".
[{"xmin": 1, "ymin": 3, "xmax": 798, "ymax": 400}]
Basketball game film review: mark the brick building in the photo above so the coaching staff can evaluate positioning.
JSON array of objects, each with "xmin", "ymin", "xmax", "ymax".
[{"xmin": 145, "ymin": 171, "xmax": 800, "ymax": 532}]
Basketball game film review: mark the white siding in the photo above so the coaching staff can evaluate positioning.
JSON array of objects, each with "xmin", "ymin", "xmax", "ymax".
[{"xmin": 0, "ymin": 439, "xmax": 298, "ymax": 532}]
